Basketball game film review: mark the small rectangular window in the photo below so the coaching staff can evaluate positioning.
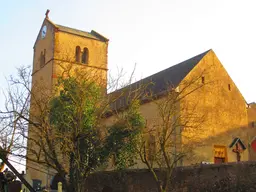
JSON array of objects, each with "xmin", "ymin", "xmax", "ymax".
[
  {"xmin": 228, "ymin": 84, "xmax": 231, "ymax": 91},
  {"xmin": 201, "ymin": 76, "xmax": 205, "ymax": 84},
  {"xmin": 148, "ymin": 135, "xmax": 156, "ymax": 161},
  {"xmin": 112, "ymin": 154, "xmax": 116, "ymax": 166},
  {"xmin": 252, "ymin": 122, "xmax": 255, "ymax": 128},
  {"xmin": 40, "ymin": 50, "xmax": 46, "ymax": 68}
]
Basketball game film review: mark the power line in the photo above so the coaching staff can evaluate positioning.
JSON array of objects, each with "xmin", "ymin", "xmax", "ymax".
[
  {"xmin": 7, "ymin": 158, "xmax": 56, "ymax": 176},
  {"xmin": 7, "ymin": 151, "xmax": 61, "ymax": 177},
  {"xmin": 8, "ymin": 152, "xmax": 57, "ymax": 175}
]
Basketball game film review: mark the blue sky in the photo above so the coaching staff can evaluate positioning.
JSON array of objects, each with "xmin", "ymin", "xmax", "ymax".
[
  {"xmin": 0, "ymin": 0, "xmax": 256, "ymax": 174},
  {"xmin": 1, "ymin": 0, "xmax": 256, "ymax": 103}
]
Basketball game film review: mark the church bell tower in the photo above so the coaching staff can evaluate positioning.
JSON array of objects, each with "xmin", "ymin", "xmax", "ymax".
[{"xmin": 27, "ymin": 9, "xmax": 109, "ymax": 189}]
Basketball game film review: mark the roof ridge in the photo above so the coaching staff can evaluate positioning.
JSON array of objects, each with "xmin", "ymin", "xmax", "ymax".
[
  {"xmin": 109, "ymin": 49, "xmax": 211, "ymax": 94},
  {"xmin": 160, "ymin": 49, "xmax": 211, "ymax": 73},
  {"xmin": 136, "ymin": 49, "xmax": 211, "ymax": 84},
  {"xmin": 55, "ymin": 24, "xmax": 108, "ymax": 42},
  {"xmin": 108, "ymin": 49, "xmax": 212, "ymax": 112},
  {"xmin": 56, "ymin": 24, "xmax": 91, "ymax": 34}
]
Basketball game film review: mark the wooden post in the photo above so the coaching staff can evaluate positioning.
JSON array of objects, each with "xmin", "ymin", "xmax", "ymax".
[
  {"xmin": 58, "ymin": 182, "xmax": 62, "ymax": 192},
  {"xmin": 232, "ymin": 143, "xmax": 242, "ymax": 162}
]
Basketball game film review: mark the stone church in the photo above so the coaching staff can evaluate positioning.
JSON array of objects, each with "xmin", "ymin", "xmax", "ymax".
[{"xmin": 26, "ymin": 10, "xmax": 256, "ymax": 189}]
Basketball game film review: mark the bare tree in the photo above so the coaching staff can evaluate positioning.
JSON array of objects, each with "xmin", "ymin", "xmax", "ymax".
[
  {"xmin": 138, "ymin": 71, "xmax": 209, "ymax": 192},
  {"xmin": 0, "ymin": 63, "xmax": 145, "ymax": 192},
  {"xmin": 0, "ymin": 67, "xmax": 31, "ymax": 172}
]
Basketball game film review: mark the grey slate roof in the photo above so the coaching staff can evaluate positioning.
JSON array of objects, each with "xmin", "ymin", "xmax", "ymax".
[
  {"xmin": 138, "ymin": 49, "xmax": 211, "ymax": 93},
  {"xmin": 126, "ymin": 49, "xmax": 210, "ymax": 94},
  {"xmin": 108, "ymin": 49, "xmax": 211, "ymax": 111}
]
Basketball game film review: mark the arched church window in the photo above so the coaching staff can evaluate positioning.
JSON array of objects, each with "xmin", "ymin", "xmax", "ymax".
[
  {"xmin": 75, "ymin": 46, "xmax": 81, "ymax": 62},
  {"xmin": 82, "ymin": 48, "xmax": 89, "ymax": 64}
]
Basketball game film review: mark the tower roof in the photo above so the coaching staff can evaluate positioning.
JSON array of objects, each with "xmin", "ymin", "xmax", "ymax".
[{"xmin": 55, "ymin": 24, "xmax": 109, "ymax": 42}]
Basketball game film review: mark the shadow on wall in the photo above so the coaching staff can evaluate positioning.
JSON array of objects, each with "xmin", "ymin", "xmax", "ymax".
[
  {"xmin": 185, "ymin": 123, "xmax": 256, "ymax": 164},
  {"xmin": 83, "ymin": 125, "xmax": 256, "ymax": 192}
]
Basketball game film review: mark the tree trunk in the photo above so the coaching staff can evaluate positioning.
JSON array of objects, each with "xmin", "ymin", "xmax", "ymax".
[{"xmin": 69, "ymin": 152, "xmax": 76, "ymax": 192}]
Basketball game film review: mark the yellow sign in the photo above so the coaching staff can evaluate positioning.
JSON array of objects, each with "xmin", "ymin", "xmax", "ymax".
[{"xmin": 214, "ymin": 145, "xmax": 227, "ymax": 159}]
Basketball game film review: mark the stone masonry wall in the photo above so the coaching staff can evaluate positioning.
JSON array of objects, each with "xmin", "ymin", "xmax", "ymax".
[{"xmin": 85, "ymin": 161, "xmax": 256, "ymax": 192}]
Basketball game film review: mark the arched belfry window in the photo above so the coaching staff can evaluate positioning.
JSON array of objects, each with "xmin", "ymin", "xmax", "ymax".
[
  {"xmin": 75, "ymin": 46, "xmax": 81, "ymax": 62},
  {"xmin": 82, "ymin": 48, "xmax": 89, "ymax": 64}
]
